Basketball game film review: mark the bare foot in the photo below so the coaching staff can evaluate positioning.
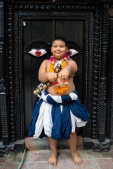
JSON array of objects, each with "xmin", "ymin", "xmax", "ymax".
[
  {"xmin": 48, "ymin": 153, "xmax": 57, "ymax": 166},
  {"xmin": 24, "ymin": 137, "xmax": 38, "ymax": 150},
  {"xmin": 72, "ymin": 152, "xmax": 83, "ymax": 164}
]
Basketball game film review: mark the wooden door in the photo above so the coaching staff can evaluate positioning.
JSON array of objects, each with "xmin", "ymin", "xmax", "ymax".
[{"xmin": 23, "ymin": 18, "xmax": 84, "ymax": 135}]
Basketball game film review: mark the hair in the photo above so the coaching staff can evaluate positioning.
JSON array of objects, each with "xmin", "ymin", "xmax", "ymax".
[{"xmin": 51, "ymin": 37, "xmax": 68, "ymax": 47}]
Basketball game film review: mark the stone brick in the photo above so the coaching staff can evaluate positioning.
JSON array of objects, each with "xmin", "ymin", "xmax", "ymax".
[{"xmin": 97, "ymin": 158, "xmax": 113, "ymax": 169}]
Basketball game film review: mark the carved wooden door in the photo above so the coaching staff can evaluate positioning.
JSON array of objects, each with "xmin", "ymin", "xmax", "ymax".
[
  {"xmin": 23, "ymin": 19, "xmax": 84, "ymax": 135},
  {"xmin": 2, "ymin": 0, "xmax": 112, "ymax": 150}
]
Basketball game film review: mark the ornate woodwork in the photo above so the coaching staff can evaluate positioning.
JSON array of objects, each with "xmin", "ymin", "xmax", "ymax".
[{"xmin": 0, "ymin": 0, "xmax": 113, "ymax": 152}]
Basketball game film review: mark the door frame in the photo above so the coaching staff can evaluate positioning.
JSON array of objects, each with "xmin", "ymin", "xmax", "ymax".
[{"xmin": 3, "ymin": 1, "xmax": 113, "ymax": 151}]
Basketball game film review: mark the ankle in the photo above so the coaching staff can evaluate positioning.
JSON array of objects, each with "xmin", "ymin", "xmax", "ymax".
[
  {"xmin": 51, "ymin": 152, "xmax": 57, "ymax": 157},
  {"xmin": 71, "ymin": 151, "xmax": 78, "ymax": 156}
]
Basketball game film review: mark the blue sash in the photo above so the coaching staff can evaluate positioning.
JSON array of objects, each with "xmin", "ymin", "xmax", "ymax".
[{"xmin": 29, "ymin": 90, "xmax": 89, "ymax": 139}]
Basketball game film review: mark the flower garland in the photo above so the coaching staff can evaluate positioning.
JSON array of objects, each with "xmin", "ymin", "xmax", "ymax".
[
  {"xmin": 55, "ymin": 85, "xmax": 68, "ymax": 95},
  {"xmin": 49, "ymin": 58, "xmax": 67, "ymax": 72},
  {"xmin": 49, "ymin": 56, "xmax": 69, "ymax": 95}
]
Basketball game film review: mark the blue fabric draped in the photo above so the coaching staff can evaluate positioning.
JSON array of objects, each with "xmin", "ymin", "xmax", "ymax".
[
  {"xmin": 28, "ymin": 99, "xmax": 43, "ymax": 137},
  {"xmin": 28, "ymin": 90, "xmax": 90, "ymax": 139},
  {"xmin": 50, "ymin": 100, "xmax": 72, "ymax": 139}
]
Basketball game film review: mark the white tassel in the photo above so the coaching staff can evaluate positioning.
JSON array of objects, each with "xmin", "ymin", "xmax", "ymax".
[
  {"xmin": 28, "ymin": 49, "xmax": 47, "ymax": 57},
  {"xmin": 69, "ymin": 49, "xmax": 79, "ymax": 56}
]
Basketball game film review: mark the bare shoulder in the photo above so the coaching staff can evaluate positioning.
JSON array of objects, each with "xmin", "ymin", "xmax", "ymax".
[
  {"xmin": 68, "ymin": 59, "xmax": 78, "ymax": 72},
  {"xmin": 39, "ymin": 59, "xmax": 50, "ymax": 73},
  {"xmin": 41, "ymin": 59, "xmax": 50, "ymax": 65},
  {"xmin": 40, "ymin": 59, "xmax": 49, "ymax": 68},
  {"xmin": 69, "ymin": 59, "xmax": 77, "ymax": 64}
]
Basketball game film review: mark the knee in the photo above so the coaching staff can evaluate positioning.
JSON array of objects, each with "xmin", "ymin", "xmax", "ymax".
[
  {"xmin": 70, "ymin": 132, "xmax": 77, "ymax": 137},
  {"xmin": 70, "ymin": 132, "xmax": 76, "ymax": 135}
]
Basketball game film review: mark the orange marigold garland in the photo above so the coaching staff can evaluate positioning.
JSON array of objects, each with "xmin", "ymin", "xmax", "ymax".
[
  {"xmin": 61, "ymin": 59, "xmax": 67, "ymax": 69},
  {"xmin": 55, "ymin": 85, "xmax": 68, "ymax": 95},
  {"xmin": 49, "ymin": 63, "xmax": 54, "ymax": 72},
  {"xmin": 49, "ymin": 56, "xmax": 69, "ymax": 95}
]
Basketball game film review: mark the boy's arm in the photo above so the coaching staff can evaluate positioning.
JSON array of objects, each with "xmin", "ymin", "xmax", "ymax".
[
  {"xmin": 66, "ymin": 59, "xmax": 78, "ymax": 77},
  {"xmin": 38, "ymin": 60, "xmax": 49, "ymax": 82},
  {"xmin": 38, "ymin": 59, "xmax": 57, "ymax": 83},
  {"xmin": 58, "ymin": 59, "xmax": 77, "ymax": 80}
]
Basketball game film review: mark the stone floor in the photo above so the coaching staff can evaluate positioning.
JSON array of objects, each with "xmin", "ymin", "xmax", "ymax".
[
  {"xmin": 0, "ymin": 138, "xmax": 113, "ymax": 169},
  {"xmin": 22, "ymin": 148, "xmax": 113, "ymax": 169}
]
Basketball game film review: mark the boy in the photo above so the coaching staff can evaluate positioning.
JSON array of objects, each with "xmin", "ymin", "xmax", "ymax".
[{"xmin": 25, "ymin": 38, "xmax": 89, "ymax": 166}]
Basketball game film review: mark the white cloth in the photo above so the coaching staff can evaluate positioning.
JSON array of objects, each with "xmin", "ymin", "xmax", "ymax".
[{"xmin": 33, "ymin": 92, "xmax": 86, "ymax": 138}]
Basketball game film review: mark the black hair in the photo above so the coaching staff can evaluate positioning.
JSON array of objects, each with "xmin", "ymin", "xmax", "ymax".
[{"xmin": 51, "ymin": 37, "xmax": 68, "ymax": 47}]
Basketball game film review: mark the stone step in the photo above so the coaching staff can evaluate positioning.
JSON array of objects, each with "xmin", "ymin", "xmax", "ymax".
[{"xmin": 24, "ymin": 136, "xmax": 83, "ymax": 150}]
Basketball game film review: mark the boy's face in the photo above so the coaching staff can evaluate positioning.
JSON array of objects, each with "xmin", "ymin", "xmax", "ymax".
[{"xmin": 51, "ymin": 40, "xmax": 68, "ymax": 59}]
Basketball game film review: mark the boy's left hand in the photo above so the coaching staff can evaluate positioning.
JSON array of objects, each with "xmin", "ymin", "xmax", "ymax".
[{"xmin": 58, "ymin": 68, "xmax": 69, "ymax": 80}]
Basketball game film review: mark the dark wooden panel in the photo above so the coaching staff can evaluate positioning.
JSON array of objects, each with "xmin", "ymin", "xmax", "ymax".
[
  {"xmin": 23, "ymin": 20, "xmax": 54, "ymax": 134},
  {"xmin": 23, "ymin": 16, "xmax": 92, "ymax": 137},
  {"xmin": 56, "ymin": 20, "xmax": 83, "ymax": 99},
  {"xmin": 17, "ymin": 11, "xmax": 94, "ymax": 138}
]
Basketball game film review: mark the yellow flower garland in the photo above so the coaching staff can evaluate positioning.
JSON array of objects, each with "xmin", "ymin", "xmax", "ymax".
[
  {"xmin": 49, "ymin": 59, "xmax": 67, "ymax": 72},
  {"xmin": 55, "ymin": 85, "xmax": 68, "ymax": 95},
  {"xmin": 49, "ymin": 59, "xmax": 69, "ymax": 95},
  {"xmin": 49, "ymin": 63, "xmax": 54, "ymax": 72},
  {"xmin": 61, "ymin": 59, "xmax": 67, "ymax": 69}
]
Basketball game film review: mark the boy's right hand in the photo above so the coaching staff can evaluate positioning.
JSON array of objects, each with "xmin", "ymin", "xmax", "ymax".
[{"xmin": 47, "ymin": 72, "xmax": 57, "ymax": 82}]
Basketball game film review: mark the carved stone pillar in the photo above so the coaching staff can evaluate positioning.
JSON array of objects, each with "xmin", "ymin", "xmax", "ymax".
[
  {"xmin": 0, "ymin": 0, "xmax": 4, "ymax": 79},
  {"xmin": 107, "ymin": 11, "xmax": 113, "ymax": 143},
  {"xmin": 0, "ymin": 0, "xmax": 9, "ymax": 146},
  {"xmin": 0, "ymin": 79, "xmax": 9, "ymax": 145}
]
